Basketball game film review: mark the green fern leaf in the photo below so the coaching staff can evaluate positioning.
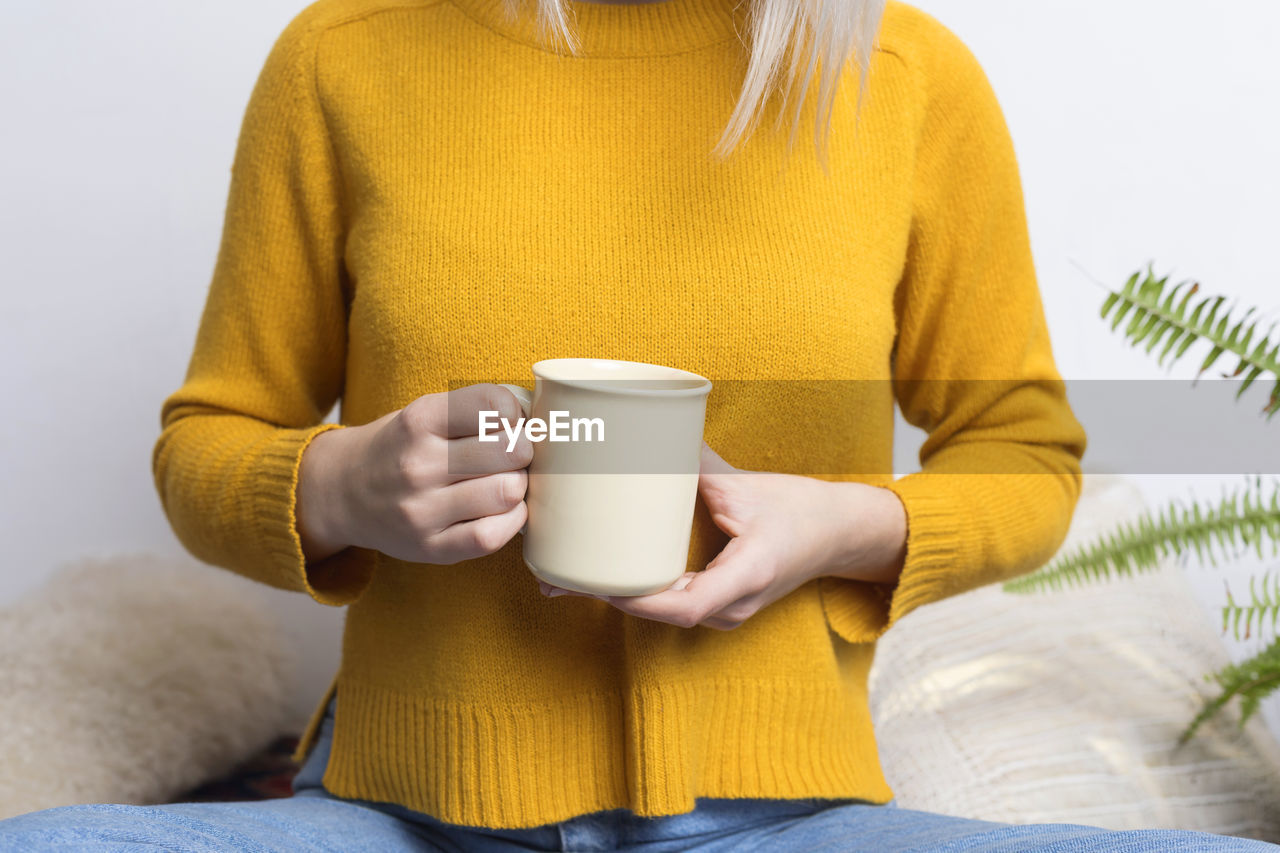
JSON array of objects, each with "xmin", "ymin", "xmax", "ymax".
[
  {"xmin": 1004, "ymin": 478, "xmax": 1280, "ymax": 595},
  {"xmin": 1173, "ymin": 331, "xmax": 1199, "ymax": 362},
  {"xmin": 1095, "ymin": 268, "xmax": 1280, "ymax": 417},
  {"xmin": 1101, "ymin": 292, "xmax": 1120, "ymax": 318},
  {"xmin": 1239, "ymin": 365, "xmax": 1265, "ymax": 397},
  {"xmin": 1220, "ymin": 570, "xmax": 1280, "ymax": 641},
  {"xmin": 1180, "ymin": 636, "xmax": 1280, "ymax": 744}
]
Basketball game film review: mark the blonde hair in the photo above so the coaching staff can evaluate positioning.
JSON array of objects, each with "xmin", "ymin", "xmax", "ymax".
[{"xmin": 503, "ymin": 0, "xmax": 886, "ymax": 165}]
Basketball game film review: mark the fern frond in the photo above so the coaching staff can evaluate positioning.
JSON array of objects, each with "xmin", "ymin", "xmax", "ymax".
[
  {"xmin": 1003, "ymin": 476, "xmax": 1280, "ymax": 594},
  {"xmin": 1180, "ymin": 635, "xmax": 1280, "ymax": 744},
  {"xmin": 1100, "ymin": 264, "xmax": 1280, "ymax": 419},
  {"xmin": 1221, "ymin": 570, "xmax": 1280, "ymax": 641}
]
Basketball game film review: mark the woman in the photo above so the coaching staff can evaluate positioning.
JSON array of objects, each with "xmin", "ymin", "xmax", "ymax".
[{"xmin": 1, "ymin": 0, "xmax": 1274, "ymax": 849}]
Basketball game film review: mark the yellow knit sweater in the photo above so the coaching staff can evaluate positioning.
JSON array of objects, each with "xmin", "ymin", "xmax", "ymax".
[{"xmin": 153, "ymin": 0, "xmax": 1087, "ymax": 830}]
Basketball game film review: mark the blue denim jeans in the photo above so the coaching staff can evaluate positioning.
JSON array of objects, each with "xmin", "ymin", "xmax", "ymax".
[{"xmin": 1, "ymin": 695, "xmax": 1277, "ymax": 852}]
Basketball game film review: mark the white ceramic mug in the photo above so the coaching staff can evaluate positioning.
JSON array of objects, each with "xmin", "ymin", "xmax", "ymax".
[{"xmin": 496, "ymin": 358, "xmax": 712, "ymax": 596}]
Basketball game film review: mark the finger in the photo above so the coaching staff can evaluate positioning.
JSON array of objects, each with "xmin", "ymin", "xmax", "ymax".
[
  {"xmin": 697, "ymin": 443, "xmax": 744, "ymax": 528},
  {"xmin": 699, "ymin": 442, "xmax": 738, "ymax": 477},
  {"xmin": 697, "ymin": 584, "xmax": 760, "ymax": 631},
  {"xmin": 599, "ymin": 572, "xmax": 697, "ymax": 600},
  {"xmin": 606, "ymin": 545, "xmax": 764, "ymax": 629},
  {"xmin": 412, "ymin": 384, "xmax": 525, "ymax": 439},
  {"xmin": 444, "ymin": 433, "xmax": 534, "ymax": 482},
  {"xmin": 537, "ymin": 579, "xmax": 599, "ymax": 599},
  {"xmin": 432, "ymin": 470, "xmax": 527, "ymax": 527},
  {"xmin": 668, "ymin": 572, "xmax": 696, "ymax": 592},
  {"xmin": 451, "ymin": 383, "xmax": 528, "ymax": 438},
  {"xmin": 423, "ymin": 500, "xmax": 527, "ymax": 564}
]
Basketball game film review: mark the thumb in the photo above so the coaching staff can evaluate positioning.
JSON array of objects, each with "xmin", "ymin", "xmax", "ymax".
[
  {"xmin": 699, "ymin": 441, "xmax": 737, "ymax": 479},
  {"xmin": 698, "ymin": 442, "xmax": 741, "ymax": 514}
]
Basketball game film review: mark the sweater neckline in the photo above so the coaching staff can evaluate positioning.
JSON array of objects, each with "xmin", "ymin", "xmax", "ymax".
[{"xmin": 447, "ymin": 0, "xmax": 746, "ymax": 58}]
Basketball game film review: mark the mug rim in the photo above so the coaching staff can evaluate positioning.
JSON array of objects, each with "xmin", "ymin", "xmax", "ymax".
[{"xmin": 531, "ymin": 358, "xmax": 712, "ymax": 398}]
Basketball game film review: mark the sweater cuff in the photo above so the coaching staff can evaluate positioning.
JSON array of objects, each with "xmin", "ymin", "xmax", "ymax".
[
  {"xmin": 253, "ymin": 423, "xmax": 376, "ymax": 607},
  {"xmin": 819, "ymin": 475, "xmax": 966, "ymax": 644}
]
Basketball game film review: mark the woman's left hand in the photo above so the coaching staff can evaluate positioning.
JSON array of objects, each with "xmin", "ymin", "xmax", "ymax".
[{"xmin": 537, "ymin": 443, "xmax": 908, "ymax": 630}]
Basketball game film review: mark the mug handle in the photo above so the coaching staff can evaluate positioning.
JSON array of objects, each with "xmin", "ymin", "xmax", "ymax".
[{"xmin": 497, "ymin": 384, "xmax": 533, "ymax": 536}]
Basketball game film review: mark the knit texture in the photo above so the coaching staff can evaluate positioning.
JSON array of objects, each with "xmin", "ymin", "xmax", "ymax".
[{"xmin": 152, "ymin": 0, "xmax": 1088, "ymax": 830}]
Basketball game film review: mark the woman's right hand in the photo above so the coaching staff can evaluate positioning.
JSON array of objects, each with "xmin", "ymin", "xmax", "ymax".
[{"xmin": 296, "ymin": 384, "xmax": 533, "ymax": 565}]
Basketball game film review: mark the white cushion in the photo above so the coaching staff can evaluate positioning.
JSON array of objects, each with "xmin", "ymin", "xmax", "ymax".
[{"xmin": 0, "ymin": 553, "xmax": 297, "ymax": 819}]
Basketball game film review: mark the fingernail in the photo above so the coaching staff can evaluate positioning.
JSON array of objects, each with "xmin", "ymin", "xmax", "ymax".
[{"xmin": 548, "ymin": 589, "xmax": 567, "ymax": 597}]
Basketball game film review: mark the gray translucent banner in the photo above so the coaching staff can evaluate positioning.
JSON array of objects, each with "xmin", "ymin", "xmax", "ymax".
[{"xmin": 440, "ymin": 378, "xmax": 1279, "ymax": 476}]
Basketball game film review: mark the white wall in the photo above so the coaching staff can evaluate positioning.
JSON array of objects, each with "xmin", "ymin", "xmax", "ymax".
[
  {"xmin": 2, "ymin": 1, "xmax": 1278, "ymax": 732},
  {"xmin": 903, "ymin": 0, "xmax": 1280, "ymax": 735},
  {"xmin": 0, "ymin": 1, "xmax": 348, "ymax": 730}
]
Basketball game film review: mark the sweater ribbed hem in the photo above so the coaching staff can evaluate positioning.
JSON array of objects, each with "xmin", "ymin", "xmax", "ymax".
[
  {"xmin": 319, "ymin": 675, "xmax": 893, "ymax": 830},
  {"xmin": 252, "ymin": 423, "xmax": 377, "ymax": 607},
  {"xmin": 819, "ymin": 476, "xmax": 964, "ymax": 644}
]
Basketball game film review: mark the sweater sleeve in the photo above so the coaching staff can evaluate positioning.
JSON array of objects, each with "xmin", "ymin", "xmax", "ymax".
[
  {"xmin": 151, "ymin": 13, "xmax": 375, "ymax": 607},
  {"xmin": 818, "ymin": 19, "xmax": 1088, "ymax": 644}
]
